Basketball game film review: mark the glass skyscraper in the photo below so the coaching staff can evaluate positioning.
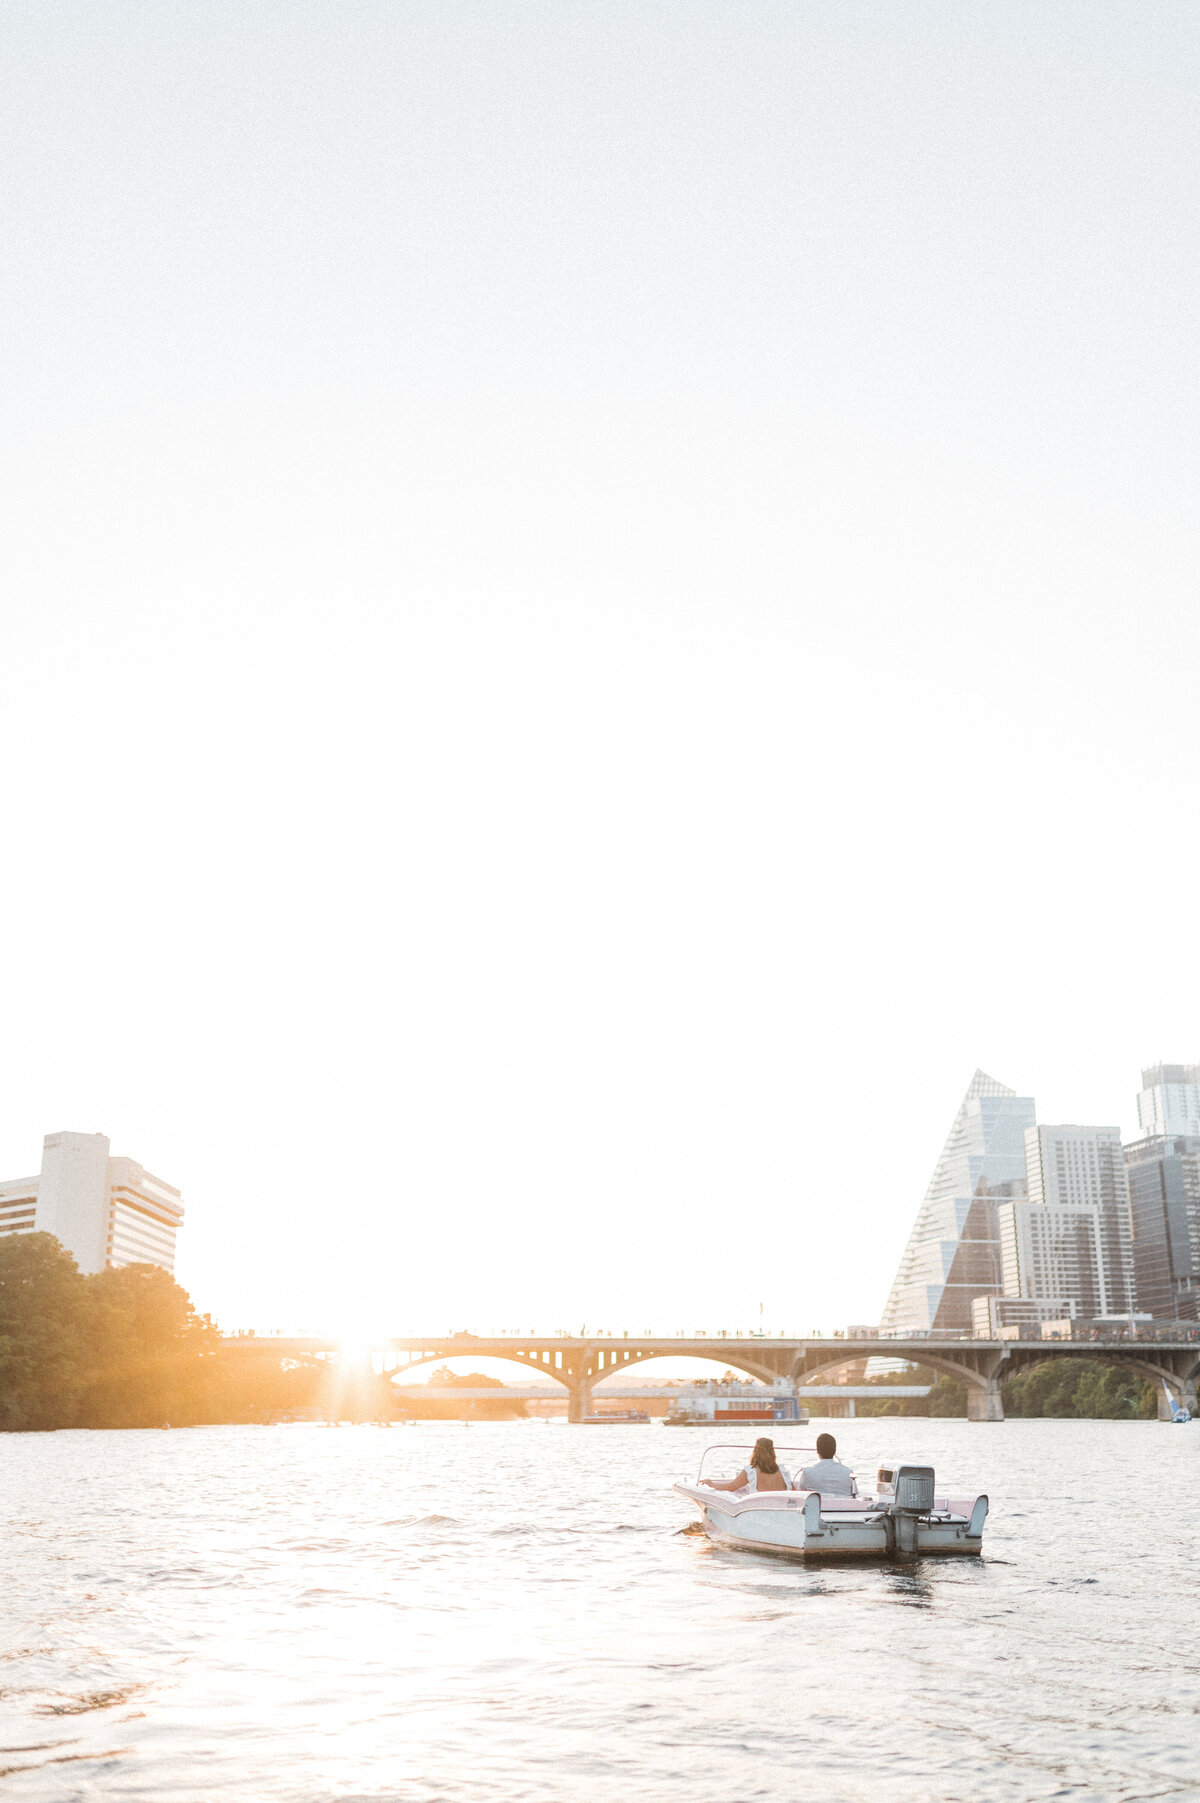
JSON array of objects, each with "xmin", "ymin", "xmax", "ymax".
[
  {"xmin": 1124, "ymin": 1066, "xmax": 1200, "ymax": 1321},
  {"xmin": 881, "ymin": 1070, "xmax": 1036, "ymax": 1334}
]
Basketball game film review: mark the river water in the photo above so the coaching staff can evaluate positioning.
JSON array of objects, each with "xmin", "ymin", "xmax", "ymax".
[{"xmin": 0, "ymin": 1419, "xmax": 1196, "ymax": 1802}]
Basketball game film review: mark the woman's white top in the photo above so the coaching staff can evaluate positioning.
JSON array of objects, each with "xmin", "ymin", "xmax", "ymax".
[{"xmin": 743, "ymin": 1465, "xmax": 791, "ymax": 1492}]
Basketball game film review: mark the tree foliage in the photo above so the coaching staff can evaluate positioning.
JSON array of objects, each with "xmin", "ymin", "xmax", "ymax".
[
  {"xmin": 1001, "ymin": 1358, "xmax": 1156, "ymax": 1419},
  {"xmin": 81, "ymin": 1259, "xmax": 222, "ymax": 1427},
  {"xmin": 0, "ymin": 1233, "xmax": 95, "ymax": 1429},
  {"xmin": 401, "ymin": 1367, "xmax": 528, "ymax": 1419},
  {"xmin": 0, "ymin": 1234, "xmax": 223, "ymax": 1429},
  {"xmin": 857, "ymin": 1371, "xmax": 968, "ymax": 1417},
  {"xmin": 0, "ymin": 1235, "xmax": 421, "ymax": 1428},
  {"xmin": 856, "ymin": 1356, "xmax": 1158, "ymax": 1420},
  {"xmin": 0, "ymin": 1233, "xmax": 314, "ymax": 1430}
]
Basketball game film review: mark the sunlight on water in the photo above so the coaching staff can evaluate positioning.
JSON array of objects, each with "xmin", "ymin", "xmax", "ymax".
[{"xmin": 0, "ymin": 1420, "xmax": 1195, "ymax": 1801}]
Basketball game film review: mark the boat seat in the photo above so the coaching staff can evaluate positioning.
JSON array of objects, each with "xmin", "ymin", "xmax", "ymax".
[{"xmin": 795, "ymin": 1491, "xmax": 871, "ymax": 1510}]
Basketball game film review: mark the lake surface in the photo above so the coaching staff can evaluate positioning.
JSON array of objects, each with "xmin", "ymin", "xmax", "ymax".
[{"xmin": 0, "ymin": 1419, "xmax": 1196, "ymax": 1801}]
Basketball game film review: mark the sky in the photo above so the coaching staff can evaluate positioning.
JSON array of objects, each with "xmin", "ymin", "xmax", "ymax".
[{"xmin": 2, "ymin": 2, "xmax": 1199, "ymax": 1343}]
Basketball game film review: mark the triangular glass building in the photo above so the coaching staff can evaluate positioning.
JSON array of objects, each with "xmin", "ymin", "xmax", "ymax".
[{"xmin": 881, "ymin": 1070, "xmax": 1035, "ymax": 1334}]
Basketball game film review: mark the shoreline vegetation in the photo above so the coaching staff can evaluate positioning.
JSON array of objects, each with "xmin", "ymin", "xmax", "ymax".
[
  {"xmin": 0, "ymin": 1235, "xmax": 528, "ymax": 1429},
  {"xmin": 0, "ymin": 1235, "xmax": 1162, "ymax": 1428},
  {"xmin": 856, "ymin": 1362, "xmax": 1158, "ymax": 1421}
]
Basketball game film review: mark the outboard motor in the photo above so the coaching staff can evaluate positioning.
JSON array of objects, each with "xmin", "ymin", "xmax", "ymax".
[{"xmin": 885, "ymin": 1463, "xmax": 935, "ymax": 1555}]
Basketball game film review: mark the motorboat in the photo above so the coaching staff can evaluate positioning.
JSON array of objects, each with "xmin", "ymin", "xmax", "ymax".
[{"xmin": 674, "ymin": 1443, "xmax": 989, "ymax": 1558}]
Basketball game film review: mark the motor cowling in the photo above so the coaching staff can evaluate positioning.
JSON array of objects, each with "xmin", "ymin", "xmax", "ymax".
[
  {"xmin": 892, "ymin": 1464, "xmax": 935, "ymax": 1514},
  {"xmin": 886, "ymin": 1464, "xmax": 934, "ymax": 1555}
]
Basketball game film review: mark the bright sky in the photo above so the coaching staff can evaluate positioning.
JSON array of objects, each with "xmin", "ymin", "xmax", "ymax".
[{"xmin": 3, "ymin": 3, "xmax": 1199, "ymax": 1340}]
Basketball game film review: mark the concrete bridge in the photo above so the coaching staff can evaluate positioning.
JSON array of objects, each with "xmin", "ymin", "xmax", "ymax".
[{"xmin": 220, "ymin": 1331, "xmax": 1200, "ymax": 1422}]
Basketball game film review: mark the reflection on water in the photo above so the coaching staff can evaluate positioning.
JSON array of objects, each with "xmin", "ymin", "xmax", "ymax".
[
  {"xmin": 0, "ymin": 1419, "xmax": 1196, "ymax": 1801},
  {"xmin": 883, "ymin": 1568, "xmax": 936, "ymax": 1607}
]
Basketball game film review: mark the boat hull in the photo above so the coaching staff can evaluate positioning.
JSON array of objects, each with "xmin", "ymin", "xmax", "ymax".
[{"xmin": 674, "ymin": 1484, "xmax": 986, "ymax": 1559}]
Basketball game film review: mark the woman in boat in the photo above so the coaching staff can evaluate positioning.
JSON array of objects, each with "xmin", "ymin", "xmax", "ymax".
[{"xmin": 700, "ymin": 1437, "xmax": 791, "ymax": 1493}]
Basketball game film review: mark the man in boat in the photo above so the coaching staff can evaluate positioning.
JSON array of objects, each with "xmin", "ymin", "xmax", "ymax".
[{"xmin": 797, "ymin": 1433, "xmax": 856, "ymax": 1496}]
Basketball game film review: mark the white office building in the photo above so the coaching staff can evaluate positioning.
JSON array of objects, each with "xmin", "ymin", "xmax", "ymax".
[
  {"xmin": 998, "ymin": 1124, "xmax": 1135, "ymax": 1322},
  {"xmin": 0, "ymin": 1132, "xmax": 184, "ymax": 1276}
]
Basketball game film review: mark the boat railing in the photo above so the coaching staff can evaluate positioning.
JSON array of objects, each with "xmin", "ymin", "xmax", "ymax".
[{"xmin": 694, "ymin": 1443, "xmax": 819, "ymax": 1484}]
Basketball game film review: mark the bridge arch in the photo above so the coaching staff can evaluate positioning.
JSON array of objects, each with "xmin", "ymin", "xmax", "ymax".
[
  {"xmin": 998, "ymin": 1344, "xmax": 1200, "ymax": 1419},
  {"xmin": 589, "ymin": 1350, "xmax": 786, "ymax": 1389},
  {"xmin": 790, "ymin": 1345, "xmax": 994, "ymax": 1388},
  {"xmin": 384, "ymin": 1340, "xmax": 794, "ymax": 1419},
  {"xmin": 1122, "ymin": 1354, "xmax": 1200, "ymax": 1416},
  {"xmin": 387, "ymin": 1348, "xmax": 574, "ymax": 1391},
  {"xmin": 790, "ymin": 1345, "xmax": 1012, "ymax": 1421}
]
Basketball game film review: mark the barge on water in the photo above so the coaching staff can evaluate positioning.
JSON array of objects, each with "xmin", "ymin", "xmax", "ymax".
[{"xmin": 664, "ymin": 1380, "xmax": 808, "ymax": 1427}]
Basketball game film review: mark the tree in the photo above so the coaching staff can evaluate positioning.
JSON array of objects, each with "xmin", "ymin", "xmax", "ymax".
[
  {"xmin": 0, "ymin": 1238, "xmax": 326, "ymax": 1429},
  {"xmin": 1001, "ymin": 1359, "xmax": 1156, "ymax": 1419},
  {"xmin": 400, "ymin": 1367, "xmax": 527, "ymax": 1419},
  {"xmin": 79, "ymin": 1263, "xmax": 220, "ymax": 1428},
  {"xmin": 856, "ymin": 1366, "xmax": 967, "ymax": 1417},
  {"xmin": 0, "ymin": 1233, "xmax": 92, "ymax": 1430}
]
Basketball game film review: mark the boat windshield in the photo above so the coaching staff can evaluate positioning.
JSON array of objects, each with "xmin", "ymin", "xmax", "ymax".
[{"xmin": 694, "ymin": 1443, "xmax": 817, "ymax": 1485}]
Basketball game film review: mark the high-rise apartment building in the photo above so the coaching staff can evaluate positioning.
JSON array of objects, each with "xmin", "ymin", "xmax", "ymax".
[
  {"xmin": 1123, "ymin": 1067, "xmax": 1200, "ymax": 1321},
  {"xmin": 0, "ymin": 1132, "xmax": 184, "ymax": 1276},
  {"xmin": 999, "ymin": 1199, "xmax": 1107, "ymax": 1319},
  {"xmin": 997, "ymin": 1125, "xmax": 1135, "ymax": 1322},
  {"xmin": 881, "ymin": 1071, "xmax": 1035, "ymax": 1334},
  {"xmin": 1124, "ymin": 1136, "xmax": 1200, "ymax": 1320},
  {"xmin": 1135, "ymin": 1064, "xmax": 1200, "ymax": 1138}
]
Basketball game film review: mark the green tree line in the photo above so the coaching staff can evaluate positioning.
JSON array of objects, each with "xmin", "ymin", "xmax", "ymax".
[
  {"xmin": 1001, "ymin": 1359, "xmax": 1156, "ymax": 1419},
  {"xmin": 856, "ymin": 1360, "xmax": 1157, "ymax": 1419},
  {"xmin": 0, "ymin": 1233, "xmax": 325, "ymax": 1429},
  {"xmin": 857, "ymin": 1370, "xmax": 971, "ymax": 1417}
]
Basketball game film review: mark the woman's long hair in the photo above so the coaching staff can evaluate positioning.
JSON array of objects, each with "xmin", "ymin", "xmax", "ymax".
[{"xmin": 749, "ymin": 1437, "xmax": 779, "ymax": 1474}]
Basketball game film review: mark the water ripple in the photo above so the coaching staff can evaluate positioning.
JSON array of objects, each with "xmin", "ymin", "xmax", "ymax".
[{"xmin": 0, "ymin": 1419, "xmax": 1193, "ymax": 1801}]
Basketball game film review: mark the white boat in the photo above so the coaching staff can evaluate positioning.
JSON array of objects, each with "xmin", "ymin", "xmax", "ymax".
[{"xmin": 674, "ymin": 1443, "xmax": 989, "ymax": 1558}]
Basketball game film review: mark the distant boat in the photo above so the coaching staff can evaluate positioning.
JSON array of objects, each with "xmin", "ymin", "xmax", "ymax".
[
  {"xmin": 663, "ymin": 1391, "xmax": 809, "ymax": 1427},
  {"xmin": 1163, "ymin": 1381, "xmax": 1192, "ymax": 1423},
  {"xmin": 581, "ymin": 1410, "xmax": 650, "ymax": 1424}
]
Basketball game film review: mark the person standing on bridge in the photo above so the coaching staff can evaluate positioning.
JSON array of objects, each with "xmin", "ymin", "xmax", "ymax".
[{"xmin": 700, "ymin": 1438, "xmax": 791, "ymax": 1493}]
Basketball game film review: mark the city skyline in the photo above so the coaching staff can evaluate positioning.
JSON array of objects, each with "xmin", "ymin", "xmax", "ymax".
[
  {"xmin": 881, "ymin": 1062, "xmax": 1200, "ymax": 1342},
  {"xmin": 6, "ymin": 1054, "xmax": 1195, "ymax": 1338}
]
